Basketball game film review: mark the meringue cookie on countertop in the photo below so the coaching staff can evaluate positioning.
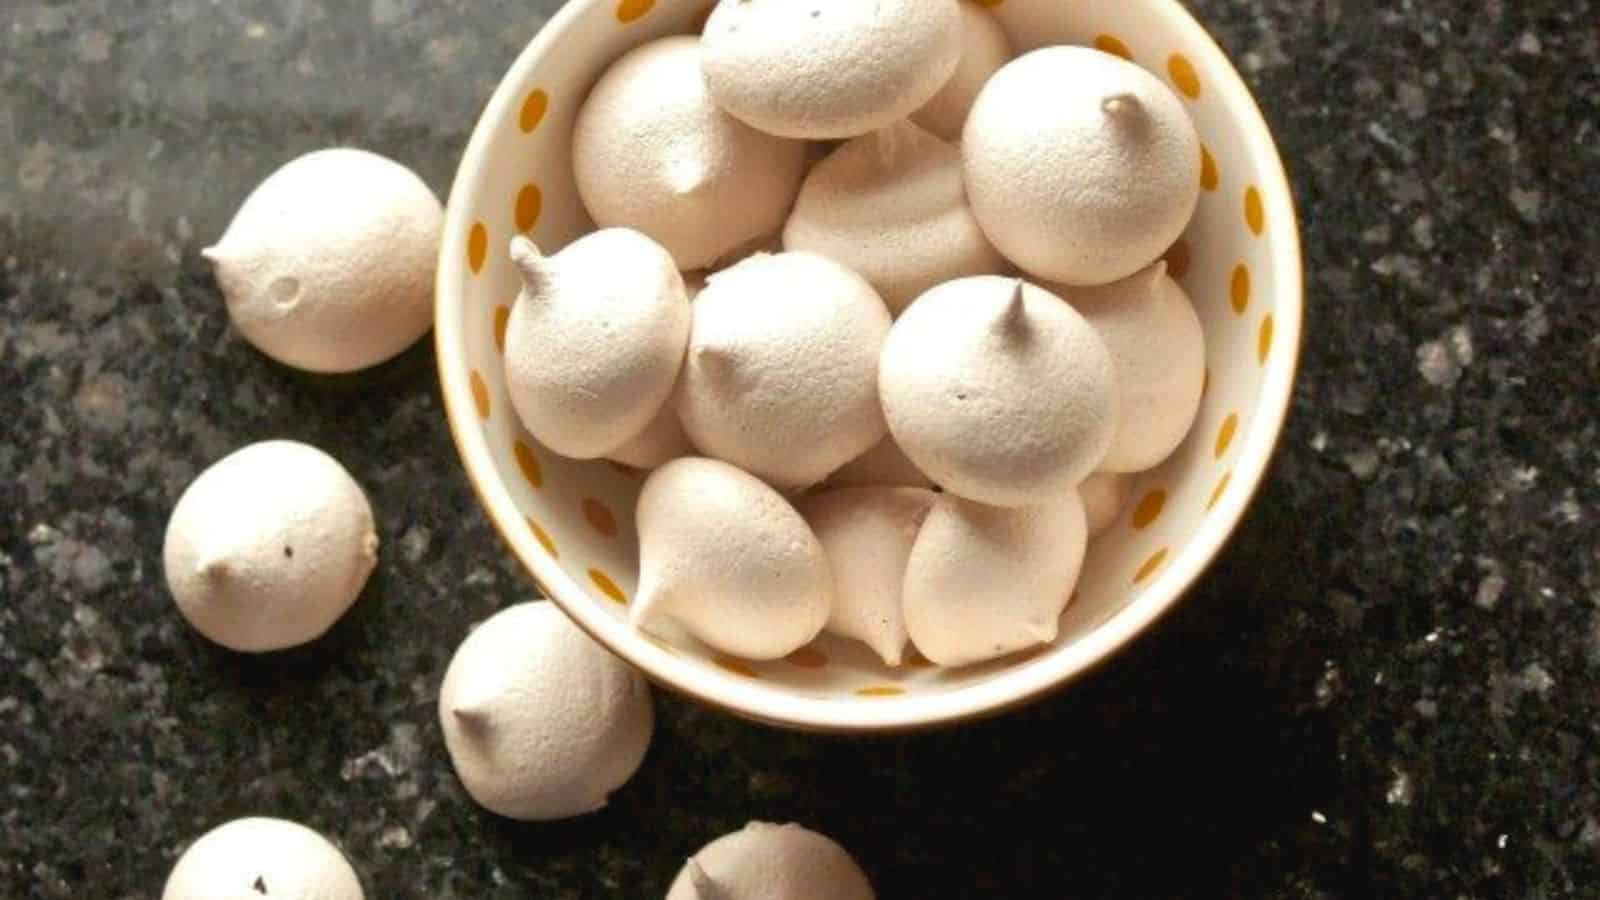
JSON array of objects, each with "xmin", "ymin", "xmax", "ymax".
[
  {"xmin": 572, "ymin": 36, "xmax": 808, "ymax": 270},
  {"xmin": 903, "ymin": 493, "xmax": 1088, "ymax": 667},
  {"xmin": 162, "ymin": 817, "xmax": 363, "ymax": 900},
  {"xmin": 438, "ymin": 602, "xmax": 653, "ymax": 821},
  {"xmin": 827, "ymin": 433, "xmax": 935, "ymax": 490},
  {"xmin": 701, "ymin": 0, "xmax": 962, "ymax": 139},
  {"xmin": 502, "ymin": 229, "xmax": 690, "ymax": 460},
  {"xmin": 631, "ymin": 458, "xmax": 832, "ymax": 661},
  {"xmin": 667, "ymin": 822, "xmax": 876, "ymax": 900},
  {"xmin": 797, "ymin": 487, "xmax": 934, "ymax": 666},
  {"xmin": 911, "ymin": 0, "xmax": 1015, "ymax": 142},
  {"xmin": 1054, "ymin": 262, "xmax": 1206, "ymax": 473},
  {"xmin": 676, "ymin": 252, "xmax": 892, "ymax": 489},
  {"xmin": 1080, "ymin": 471, "xmax": 1133, "ymax": 539},
  {"xmin": 963, "ymin": 46, "xmax": 1201, "ymax": 286},
  {"xmin": 879, "ymin": 276, "xmax": 1118, "ymax": 507},
  {"xmin": 782, "ymin": 120, "xmax": 1007, "ymax": 314},
  {"xmin": 203, "ymin": 148, "xmax": 442, "ymax": 373},
  {"xmin": 163, "ymin": 440, "xmax": 377, "ymax": 653}
]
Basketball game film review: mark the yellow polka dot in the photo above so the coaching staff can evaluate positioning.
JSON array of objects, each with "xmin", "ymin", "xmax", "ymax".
[
  {"xmin": 526, "ymin": 518, "xmax": 558, "ymax": 558},
  {"xmin": 1094, "ymin": 34, "xmax": 1133, "ymax": 60},
  {"xmin": 1245, "ymin": 186, "xmax": 1266, "ymax": 236},
  {"xmin": 469, "ymin": 370, "xmax": 490, "ymax": 419},
  {"xmin": 786, "ymin": 646, "xmax": 829, "ymax": 669},
  {"xmin": 513, "ymin": 440, "xmax": 544, "ymax": 489},
  {"xmin": 467, "ymin": 223, "xmax": 488, "ymax": 274},
  {"xmin": 1133, "ymin": 548, "xmax": 1169, "ymax": 584},
  {"xmin": 1230, "ymin": 263, "xmax": 1251, "ymax": 314},
  {"xmin": 588, "ymin": 568, "xmax": 627, "ymax": 604},
  {"xmin": 1200, "ymin": 145, "xmax": 1219, "ymax": 192},
  {"xmin": 1164, "ymin": 238, "xmax": 1191, "ymax": 280},
  {"xmin": 519, "ymin": 89, "xmax": 549, "ymax": 134},
  {"xmin": 1131, "ymin": 489, "xmax": 1167, "ymax": 529},
  {"xmin": 615, "ymin": 0, "xmax": 654, "ymax": 22},
  {"xmin": 1215, "ymin": 413, "xmax": 1239, "ymax": 459},
  {"xmin": 581, "ymin": 497, "xmax": 619, "ymax": 538},
  {"xmin": 1168, "ymin": 53, "xmax": 1201, "ymax": 99},
  {"xmin": 515, "ymin": 184, "xmax": 542, "ymax": 233},
  {"xmin": 1258, "ymin": 314, "xmax": 1275, "ymax": 365},
  {"xmin": 855, "ymin": 685, "xmax": 905, "ymax": 697},
  {"xmin": 493, "ymin": 304, "xmax": 510, "ymax": 354},
  {"xmin": 713, "ymin": 655, "xmax": 759, "ymax": 678},
  {"xmin": 1207, "ymin": 472, "xmax": 1232, "ymax": 511}
]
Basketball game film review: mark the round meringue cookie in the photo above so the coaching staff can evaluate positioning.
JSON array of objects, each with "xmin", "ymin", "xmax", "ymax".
[
  {"xmin": 631, "ymin": 458, "xmax": 832, "ymax": 660},
  {"xmin": 163, "ymin": 440, "xmax": 378, "ymax": 653},
  {"xmin": 203, "ymin": 148, "xmax": 442, "ymax": 373},
  {"xmin": 162, "ymin": 817, "xmax": 363, "ymax": 900},
  {"xmin": 1055, "ymin": 262, "xmax": 1206, "ymax": 472},
  {"xmin": 1080, "ymin": 472, "xmax": 1133, "ymax": 539},
  {"xmin": 667, "ymin": 822, "xmax": 875, "ymax": 900},
  {"xmin": 783, "ymin": 120, "xmax": 1007, "ymax": 314},
  {"xmin": 879, "ymin": 276, "xmax": 1118, "ymax": 507},
  {"xmin": 828, "ymin": 434, "xmax": 935, "ymax": 490},
  {"xmin": 502, "ymin": 230, "xmax": 690, "ymax": 460},
  {"xmin": 797, "ymin": 487, "xmax": 934, "ymax": 666},
  {"xmin": 573, "ymin": 36, "xmax": 808, "ymax": 270},
  {"xmin": 676, "ymin": 252, "xmax": 892, "ymax": 489},
  {"xmin": 438, "ymin": 602, "xmax": 653, "ymax": 821},
  {"xmin": 904, "ymin": 493, "xmax": 1088, "ymax": 667},
  {"xmin": 701, "ymin": 0, "xmax": 962, "ymax": 140},
  {"xmin": 911, "ymin": 0, "xmax": 1015, "ymax": 142},
  {"xmin": 963, "ymin": 46, "xmax": 1202, "ymax": 286}
]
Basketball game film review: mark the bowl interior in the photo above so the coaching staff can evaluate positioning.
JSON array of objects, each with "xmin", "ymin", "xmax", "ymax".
[{"xmin": 437, "ymin": 0, "xmax": 1302, "ymax": 731}]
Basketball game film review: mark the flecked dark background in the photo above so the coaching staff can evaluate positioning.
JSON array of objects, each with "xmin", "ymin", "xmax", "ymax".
[{"xmin": 3, "ymin": 0, "xmax": 1598, "ymax": 897}]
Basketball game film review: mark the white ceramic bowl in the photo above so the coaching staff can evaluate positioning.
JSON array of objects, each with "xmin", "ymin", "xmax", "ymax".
[{"xmin": 436, "ymin": 0, "xmax": 1303, "ymax": 732}]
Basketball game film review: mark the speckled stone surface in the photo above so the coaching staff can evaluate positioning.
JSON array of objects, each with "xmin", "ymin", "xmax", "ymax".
[{"xmin": 2, "ymin": 0, "xmax": 1598, "ymax": 897}]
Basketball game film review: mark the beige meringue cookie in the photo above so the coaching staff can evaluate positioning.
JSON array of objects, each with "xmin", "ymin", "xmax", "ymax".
[
  {"xmin": 1080, "ymin": 472, "xmax": 1133, "ymax": 538},
  {"xmin": 438, "ymin": 602, "xmax": 653, "ymax": 821},
  {"xmin": 502, "ymin": 229, "xmax": 690, "ymax": 460},
  {"xmin": 573, "ymin": 36, "xmax": 808, "ymax": 270},
  {"xmin": 797, "ymin": 487, "xmax": 933, "ymax": 666},
  {"xmin": 911, "ymin": 0, "xmax": 1015, "ymax": 141},
  {"xmin": 963, "ymin": 46, "xmax": 1202, "ymax": 286},
  {"xmin": 782, "ymin": 120, "xmax": 1007, "ymax": 314},
  {"xmin": 1054, "ymin": 262, "xmax": 1206, "ymax": 472},
  {"xmin": 676, "ymin": 252, "xmax": 892, "ymax": 489},
  {"xmin": 632, "ymin": 458, "xmax": 831, "ymax": 660},
  {"xmin": 701, "ymin": 0, "xmax": 962, "ymax": 140},
  {"xmin": 667, "ymin": 822, "xmax": 875, "ymax": 900},
  {"xmin": 163, "ymin": 441, "xmax": 377, "ymax": 653},
  {"xmin": 203, "ymin": 148, "xmax": 442, "ymax": 373},
  {"xmin": 903, "ymin": 493, "xmax": 1088, "ymax": 667},
  {"xmin": 879, "ymin": 276, "xmax": 1118, "ymax": 507},
  {"xmin": 162, "ymin": 817, "xmax": 363, "ymax": 900},
  {"xmin": 827, "ymin": 434, "xmax": 935, "ymax": 490}
]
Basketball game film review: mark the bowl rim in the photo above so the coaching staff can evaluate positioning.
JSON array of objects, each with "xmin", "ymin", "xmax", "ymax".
[{"xmin": 435, "ymin": 0, "xmax": 1305, "ymax": 734}]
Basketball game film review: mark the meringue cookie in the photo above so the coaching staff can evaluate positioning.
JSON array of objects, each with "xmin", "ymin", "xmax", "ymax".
[
  {"xmin": 797, "ymin": 487, "xmax": 933, "ymax": 666},
  {"xmin": 438, "ymin": 602, "xmax": 653, "ymax": 821},
  {"xmin": 163, "ymin": 440, "xmax": 378, "ymax": 653},
  {"xmin": 827, "ymin": 434, "xmax": 935, "ymax": 490},
  {"xmin": 701, "ymin": 0, "xmax": 962, "ymax": 139},
  {"xmin": 1080, "ymin": 472, "xmax": 1133, "ymax": 538},
  {"xmin": 203, "ymin": 148, "xmax": 442, "ymax": 373},
  {"xmin": 162, "ymin": 817, "xmax": 363, "ymax": 900},
  {"xmin": 879, "ymin": 276, "xmax": 1118, "ymax": 507},
  {"xmin": 1054, "ymin": 262, "xmax": 1206, "ymax": 472},
  {"xmin": 963, "ymin": 46, "xmax": 1202, "ymax": 286},
  {"xmin": 903, "ymin": 493, "xmax": 1088, "ymax": 667},
  {"xmin": 782, "ymin": 120, "xmax": 1007, "ymax": 314},
  {"xmin": 911, "ymin": 0, "xmax": 1015, "ymax": 141},
  {"xmin": 606, "ymin": 405, "xmax": 693, "ymax": 470},
  {"xmin": 632, "ymin": 458, "xmax": 831, "ymax": 660},
  {"xmin": 676, "ymin": 252, "xmax": 891, "ymax": 489},
  {"xmin": 667, "ymin": 822, "xmax": 875, "ymax": 900},
  {"xmin": 573, "ymin": 36, "xmax": 808, "ymax": 270},
  {"xmin": 502, "ymin": 229, "xmax": 690, "ymax": 459}
]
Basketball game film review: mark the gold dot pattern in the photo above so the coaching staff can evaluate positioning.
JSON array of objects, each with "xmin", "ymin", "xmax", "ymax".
[
  {"xmin": 1094, "ymin": 34, "xmax": 1133, "ymax": 60},
  {"xmin": 515, "ymin": 184, "xmax": 543, "ymax": 233},
  {"xmin": 786, "ymin": 646, "xmax": 829, "ymax": 669},
  {"xmin": 1245, "ymin": 186, "xmax": 1265, "ymax": 235},
  {"xmin": 1131, "ymin": 490, "xmax": 1167, "ymax": 529},
  {"xmin": 493, "ymin": 304, "xmax": 510, "ymax": 353},
  {"xmin": 1133, "ymin": 548, "xmax": 1169, "ymax": 584},
  {"xmin": 470, "ymin": 371, "xmax": 490, "ymax": 419},
  {"xmin": 588, "ymin": 568, "xmax": 627, "ymax": 604},
  {"xmin": 1200, "ymin": 146, "xmax": 1219, "ymax": 191},
  {"xmin": 1168, "ymin": 54, "xmax": 1201, "ymax": 99},
  {"xmin": 1164, "ymin": 238, "xmax": 1191, "ymax": 279},
  {"xmin": 513, "ymin": 440, "xmax": 544, "ymax": 489},
  {"xmin": 1208, "ymin": 473, "xmax": 1232, "ymax": 511},
  {"xmin": 1215, "ymin": 413, "xmax": 1239, "ymax": 458},
  {"xmin": 581, "ymin": 498, "xmax": 619, "ymax": 538},
  {"xmin": 468, "ymin": 223, "xmax": 488, "ymax": 274},
  {"xmin": 856, "ymin": 686, "xmax": 906, "ymax": 698},
  {"xmin": 519, "ymin": 89, "xmax": 549, "ymax": 133},
  {"xmin": 527, "ymin": 518, "xmax": 558, "ymax": 558},
  {"xmin": 615, "ymin": 0, "xmax": 654, "ymax": 23},
  {"xmin": 1259, "ymin": 315, "xmax": 1275, "ymax": 364},
  {"xmin": 1230, "ymin": 264, "xmax": 1251, "ymax": 314},
  {"xmin": 713, "ymin": 656, "xmax": 759, "ymax": 678}
]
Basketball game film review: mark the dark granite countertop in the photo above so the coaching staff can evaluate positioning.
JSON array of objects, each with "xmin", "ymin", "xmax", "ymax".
[{"xmin": 3, "ymin": 0, "xmax": 1598, "ymax": 897}]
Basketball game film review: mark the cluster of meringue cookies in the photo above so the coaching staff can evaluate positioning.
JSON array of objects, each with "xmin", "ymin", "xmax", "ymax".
[{"xmin": 505, "ymin": 0, "xmax": 1207, "ymax": 670}]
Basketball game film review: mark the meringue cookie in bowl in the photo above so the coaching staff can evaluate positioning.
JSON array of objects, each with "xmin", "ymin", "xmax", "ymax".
[
  {"xmin": 572, "ymin": 36, "xmax": 808, "ymax": 270},
  {"xmin": 163, "ymin": 440, "xmax": 378, "ymax": 653},
  {"xmin": 162, "ymin": 817, "xmax": 363, "ymax": 900},
  {"xmin": 1080, "ymin": 471, "xmax": 1134, "ymax": 539},
  {"xmin": 631, "ymin": 458, "xmax": 831, "ymax": 660},
  {"xmin": 783, "ymin": 120, "xmax": 1007, "ymax": 315},
  {"xmin": 502, "ymin": 229, "xmax": 690, "ymax": 460},
  {"xmin": 701, "ymin": 0, "xmax": 962, "ymax": 139},
  {"xmin": 203, "ymin": 147, "xmax": 442, "ymax": 373},
  {"xmin": 963, "ymin": 46, "xmax": 1201, "ymax": 286},
  {"xmin": 438, "ymin": 602, "xmax": 653, "ymax": 821},
  {"xmin": 911, "ymin": 0, "xmax": 1015, "ymax": 142},
  {"xmin": 667, "ymin": 822, "xmax": 875, "ymax": 900}
]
